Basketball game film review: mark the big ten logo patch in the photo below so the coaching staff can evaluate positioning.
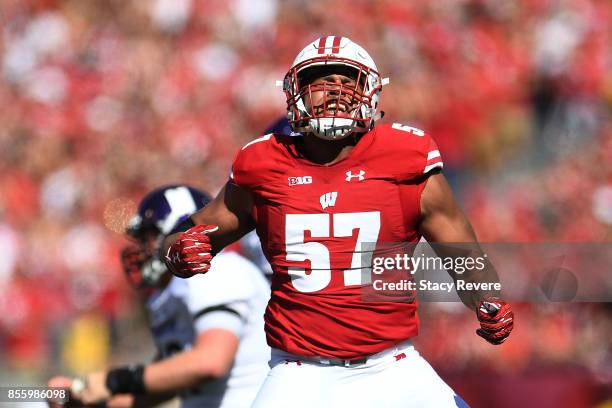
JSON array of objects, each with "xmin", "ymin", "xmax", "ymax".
[{"xmin": 288, "ymin": 176, "xmax": 313, "ymax": 186}]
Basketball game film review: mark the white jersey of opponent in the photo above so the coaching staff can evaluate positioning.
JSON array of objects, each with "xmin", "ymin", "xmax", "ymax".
[{"xmin": 146, "ymin": 251, "xmax": 271, "ymax": 408}]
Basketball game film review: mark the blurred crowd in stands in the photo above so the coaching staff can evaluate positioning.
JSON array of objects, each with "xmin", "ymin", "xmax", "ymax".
[{"xmin": 0, "ymin": 0, "xmax": 611, "ymax": 406}]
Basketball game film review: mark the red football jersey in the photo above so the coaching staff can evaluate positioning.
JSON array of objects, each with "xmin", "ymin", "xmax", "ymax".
[{"xmin": 230, "ymin": 123, "xmax": 443, "ymax": 359}]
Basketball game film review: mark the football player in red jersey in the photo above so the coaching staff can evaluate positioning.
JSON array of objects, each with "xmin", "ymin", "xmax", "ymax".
[{"xmin": 163, "ymin": 36, "xmax": 513, "ymax": 407}]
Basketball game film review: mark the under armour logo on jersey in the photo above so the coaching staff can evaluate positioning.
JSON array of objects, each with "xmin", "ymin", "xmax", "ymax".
[
  {"xmin": 320, "ymin": 192, "xmax": 338, "ymax": 209},
  {"xmin": 345, "ymin": 170, "xmax": 365, "ymax": 182}
]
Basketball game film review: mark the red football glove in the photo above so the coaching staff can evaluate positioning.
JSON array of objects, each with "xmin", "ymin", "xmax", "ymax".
[
  {"xmin": 164, "ymin": 224, "xmax": 219, "ymax": 278},
  {"xmin": 476, "ymin": 297, "xmax": 514, "ymax": 345}
]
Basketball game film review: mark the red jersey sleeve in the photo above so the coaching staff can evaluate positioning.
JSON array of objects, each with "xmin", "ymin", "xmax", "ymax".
[
  {"xmin": 372, "ymin": 123, "xmax": 443, "ymax": 182},
  {"xmin": 229, "ymin": 134, "xmax": 274, "ymax": 191},
  {"xmin": 421, "ymin": 135, "xmax": 443, "ymax": 175}
]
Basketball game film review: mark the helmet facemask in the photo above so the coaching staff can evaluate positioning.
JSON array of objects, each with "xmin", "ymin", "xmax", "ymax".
[
  {"xmin": 125, "ymin": 224, "xmax": 170, "ymax": 289},
  {"xmin": 284, "ymin": 56, "xmax": 382, "ymax": 140}
]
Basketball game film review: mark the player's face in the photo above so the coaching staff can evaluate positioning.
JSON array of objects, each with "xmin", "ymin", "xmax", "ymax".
[
  {"xmin": 127, "ymin": 228, "xmax": 169, "ymax": 293},
  {"xmin": 138, "ymin": 228, "xmax": 161, "ymax": 257},
  {"xmin": 300, "ymin": 67, "xmax": 364, "ymax": 118}
]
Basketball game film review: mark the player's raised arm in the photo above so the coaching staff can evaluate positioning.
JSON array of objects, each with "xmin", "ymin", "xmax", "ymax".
[
  {"xmin": 162, "ymin": 182, "xmax": 254, "ymax": 278},
  {"xmin": 418, "ymin": 172, "xmax": 477, "ymax": 244},
  {"xmin": 418, "ymin": 172, "xmax": 496, "ymax": 306},
  {"xmin": 419, "ymin": 172, "xmax": 514, "ymax": 345},
  {"xmin": 191, "ymin": 181, "xmax": 255, "ymax": 250}
]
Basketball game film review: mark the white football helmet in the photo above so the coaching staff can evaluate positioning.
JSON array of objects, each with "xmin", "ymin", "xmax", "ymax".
[{"xmin": 282, "ymin": 36, "xmax": 389, "ymax": 140}]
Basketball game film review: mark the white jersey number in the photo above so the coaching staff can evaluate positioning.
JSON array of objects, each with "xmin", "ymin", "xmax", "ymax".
[
  {"xmin": 391, "ymin": 123, "xmax": 425, "ymax": 137},
  {"xmin": 285, "ymin": 212, "xmax": 380, "ymax": 292}
]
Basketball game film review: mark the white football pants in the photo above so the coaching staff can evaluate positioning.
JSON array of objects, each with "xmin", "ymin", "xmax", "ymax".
[{"xmin": 251, "ymin": 341, "xmax": 469, "ymax": 408}]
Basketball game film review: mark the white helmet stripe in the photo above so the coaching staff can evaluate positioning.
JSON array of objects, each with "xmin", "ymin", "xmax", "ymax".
[{"xmin": 160, "ymin": 187, "xmax": 197, "ymax": 234}]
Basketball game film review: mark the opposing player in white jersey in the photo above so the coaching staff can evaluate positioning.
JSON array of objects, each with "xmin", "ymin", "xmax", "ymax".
[{"xmin": 48, "ymin": 185, "xmax": 270, "ymax": 408}]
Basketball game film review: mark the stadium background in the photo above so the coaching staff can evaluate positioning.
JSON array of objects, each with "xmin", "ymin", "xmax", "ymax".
[{"xmin": 0, "ymin": 0, "xmax": 611, "ymax": 407}]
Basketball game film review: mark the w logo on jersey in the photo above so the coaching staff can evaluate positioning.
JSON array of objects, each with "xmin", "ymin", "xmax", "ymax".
[
  {"xmin": 345, "ymin": 170, "xmax": 365, "ymax": 182},
  {"xmin": 320, "ymin": 192, "xmax": 338, "ymax": 209}
]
